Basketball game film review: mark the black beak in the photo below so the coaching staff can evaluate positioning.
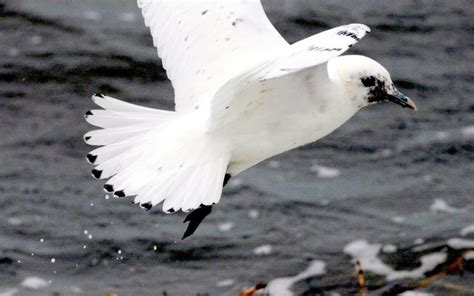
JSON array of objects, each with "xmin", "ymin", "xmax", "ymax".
[{"xmin": 387, "ymin": 90, "xmax": 417, "ymax": 111}]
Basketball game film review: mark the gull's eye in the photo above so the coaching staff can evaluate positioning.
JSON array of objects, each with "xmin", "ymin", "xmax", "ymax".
[{"xmin": 360, "ymin": 76, "xmax": 376, "ymax": 87}]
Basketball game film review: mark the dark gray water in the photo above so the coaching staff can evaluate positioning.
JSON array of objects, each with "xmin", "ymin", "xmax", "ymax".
[{"xmin": 1, "ymin": 1, "xmax": 473, "ymax": 295}]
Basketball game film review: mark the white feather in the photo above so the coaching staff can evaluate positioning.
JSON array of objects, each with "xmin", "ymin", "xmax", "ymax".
[{"xmin": 137, "ymin": 0, "xmax": 289, "ymax": 112}]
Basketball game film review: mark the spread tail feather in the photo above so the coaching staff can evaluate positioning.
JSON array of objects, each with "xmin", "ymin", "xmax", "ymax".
[{"xmin": 84, "ymin": 94, "xmax": 230, "ymax": 218}]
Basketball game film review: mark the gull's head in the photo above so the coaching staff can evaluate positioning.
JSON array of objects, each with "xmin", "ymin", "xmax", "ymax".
[{"xmin": 327, "ymin": 55, "xmax": 417, "ymax": 111}]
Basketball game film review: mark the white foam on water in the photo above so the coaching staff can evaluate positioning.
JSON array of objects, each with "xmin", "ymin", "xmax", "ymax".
[
  {"xmin": 83, "ymin": 11, "xmax": 101, "ymax": 21},
  {"xmin": 429, "ymin": 198, "xmax": 466, "ymax": 214},
  {"xmin": 216, "ymin": 279, "xmax": 235, "ymax": 287},
  {"xmin": 344, "ymin": 240, "xmax": 446, "ymax": 281},
  {"xmin": 343, "ymin": 240, "xmax": 393, "ymax": 275},
  {"xmin": 310, "ymin": 164, "xmax": 341, "ymax": 178},
  {"xmin": 0, "ymin": 288, "xmax": 18, "ymax": 296},
  {"xmin": 267, "ymin": 160, "xmax": 281, "ymax": 169},
  {"xmin": 447, "ymin": 238, "xmax": 474, "ymax": 249},
  {"xmin": 218, "ymin": 222, "xmax": 235, "ymax": 232},
  {"xmin": 253, "ymin": 244, "xmax": 272, "ymax": 256},
  {"xmin": 461, "ymin": 125, "xmax": 474, "ymax": 138},
  {"xmin": 399, "ymin": 291, "xmax": 434, "ymax": 296},
  {"xmin": 7, "ymin": 48, "xmax": 19, "ymax": 57},
  {"xmin": 391, "ymin": 216, "xmax": 406, "ymax": 223},
  {"xmin": 119, "ymin": 12, "xmax": 137, "ymax": 23},
  {"xmin": 248, "ymin": 209, "xmax": 259, "ymax": 219},
  {"xmin": 70, "ymin": 286, "xmax": 82, "ymax": 293},
  {"xmin": 464, "ymin": 251, "xmax": 474, "ymax": 260},
  {"xmin": 387, "ymin": 252, "xmax": 446, "ymax": 281},
  {"xmin": 227, "ymin": 178, "xmax": 243, "ymax": 189},
  {"xmin": 20, "ymin": 277, "xmax": 49, "ymax": 289},
  {"xmin": 460, "ymin": 224, "xmax": 474, "ymax": 236},
  {"xmin": 413, "ymin": 238, "xmax": 425, "ymax": 245},
  {"xmin": 434, "ymin": 131, "xmax": 449, "ymax": 141},
  {"xmin": 30, "ymin": 35, "xmax": 43, "ymax": 45},
  {"xmin": 7, "ymin": 218, "xmax": 22, "ymax": 226},
  {"xmin": 266, "ymin": 260, "xmax": 326, "ymax": 296},
  {"xmin": 382, "ymin": 244, "xmax": 397, "ymax": 253}
]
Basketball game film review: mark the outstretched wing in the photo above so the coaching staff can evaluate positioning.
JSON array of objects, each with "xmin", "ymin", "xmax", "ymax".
[
  {"xmin": 209, "ymin": 23, "xmax": 370, "ymax": 128},
  {"xmin": 253, "ymin": 24, "xmax": 370, "ymax": 80},
  {"xmin": 137, "ymin": 0, "xmax": 289, "ymax": 112}
]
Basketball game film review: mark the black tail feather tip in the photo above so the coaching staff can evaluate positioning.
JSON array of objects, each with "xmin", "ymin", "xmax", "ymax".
[
  {"xmin": 86, "ymin": 154, "xmax": 97, "ymax": 164},
  {"xmin": 103, "ymin": 184, "xmax": 114, "ymax": 193},
  {"xmin": 91, "ymin": 169, "xmax": 102, "ymax": 179},
  {"xmin": 114, "ymin": 190, "xmax": 126, "ymax": 198},
  {"xmin": 93, "ymin": 93, "xmax": 105, "ymax": 98},
  {"xmin": 140, "ymin": 202, "xmax": 153, "ymax": 211}
]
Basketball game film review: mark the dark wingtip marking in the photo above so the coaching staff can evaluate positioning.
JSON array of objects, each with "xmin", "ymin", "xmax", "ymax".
[
  {"xmin": 84, "ymin": 110, "xmax": 93, "ymax": 118},
  {"xmin": 223, "ymin": 173, "xmax": 231, "ymax": 187},
  {"xmin": 84, "ymin": 136, "xmax": 91, "ymax": 142},
  {"xmin": 167, "ymin": 208, "xmax": 175, "ymax": 213},
  {"xmin": 86, "ymin": 154, "xmax": 97, "ymax": 164},
  {"xmin": 103, "ymin": 184, "xmax": 114, "ymax": 193},
  {"xmin": 182, "ymin": 205, "xmax": 213, "ymax": 240},
  {"xmin": 114, "ymin": 190, "xmax": 125, "ymax": 198},
  {"xmin": 91, "ymin": 169, "xmax": 102, "ymax": 179},
  {"xmin": 93, "ymin": 93, "xmax": 105, "ymax": 98},
  {"xmin": 141, "ymin": 202, "xmax": 152, "ymax": 211}
]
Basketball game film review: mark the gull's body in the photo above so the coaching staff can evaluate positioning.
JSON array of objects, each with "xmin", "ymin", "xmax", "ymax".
[
  {"xmin": 84, "ymin": 1, "xmax": 416, "ymax": 238},
  {"xmin": 214, "ymin": 62, "xmax": 356, "ymax": 175}
]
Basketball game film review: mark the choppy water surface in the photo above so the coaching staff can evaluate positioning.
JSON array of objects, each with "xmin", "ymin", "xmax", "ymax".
[{"xmin": 0, "ymin": 1, "xmax": 473, "ymax": 295}]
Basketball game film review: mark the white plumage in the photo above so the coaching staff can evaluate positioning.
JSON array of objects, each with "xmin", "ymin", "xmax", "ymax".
[{"xmin": 84, "ymin": 1, "xmax": 415, "ymax": 237}]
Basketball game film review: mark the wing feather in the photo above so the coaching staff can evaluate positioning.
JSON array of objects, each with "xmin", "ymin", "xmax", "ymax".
[{"xmin": 137, "ymin": 0, "xmax": 289, "ymax": 112}]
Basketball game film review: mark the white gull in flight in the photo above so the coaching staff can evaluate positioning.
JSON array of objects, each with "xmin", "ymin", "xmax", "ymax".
[{"xmin": 84, "ymin": 1, "xmax": 417, "ymax": 239}]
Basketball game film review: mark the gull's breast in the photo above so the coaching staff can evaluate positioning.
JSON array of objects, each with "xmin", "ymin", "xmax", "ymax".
[{"xmin": 211, "ymin": 64, "xmax": 359, "ymax": 175}]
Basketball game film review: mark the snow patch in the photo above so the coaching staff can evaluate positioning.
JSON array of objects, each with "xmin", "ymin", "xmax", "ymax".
[
  {"xmin": 266, "ymin": 260, "xmax": 326, "ymax": 296},
  {"xmin": 447, "ymin": 238, "xmax": 474, "ymax": 249},
  {"xmin": 344, "ymin": 240, "xmax": 446, "ymax": 281}
]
